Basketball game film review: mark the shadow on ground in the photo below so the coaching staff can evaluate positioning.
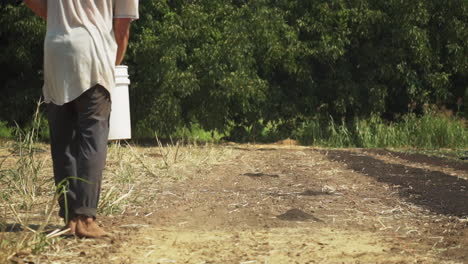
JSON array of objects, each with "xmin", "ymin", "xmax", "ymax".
[
  {"xmin": 365, "ymin": 149, "xmax": 468, "ymax": 171},
  {"xmin": 320, "ymin": 150, "xmax": 468, "ymax": 217},
  {"xmin": 242, "ymin": 172, "xmax": 280, "ymax": 178},
  {"xmin": 0, "ymin": 223, "xmax": 61, "ymax": 233}
]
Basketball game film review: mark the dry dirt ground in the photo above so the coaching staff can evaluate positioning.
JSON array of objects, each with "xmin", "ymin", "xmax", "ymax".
[{"xmin": 3, "ymin": 143, "xmax": 468, "ymax": 264}]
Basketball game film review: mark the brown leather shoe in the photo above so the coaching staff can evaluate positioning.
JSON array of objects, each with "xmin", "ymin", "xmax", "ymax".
[{"xmin": 75, "ymin": 215, "xmax": 108, "ymax": 238}]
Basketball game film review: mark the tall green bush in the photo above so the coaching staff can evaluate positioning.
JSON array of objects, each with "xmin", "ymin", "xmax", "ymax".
[
  {"xmin": 1, "ymin": 0, "xmax": 467, "ymax": 141},
  {"xmin": 0, "ymin": 3, "xmax": 45, "ymax": 126}
]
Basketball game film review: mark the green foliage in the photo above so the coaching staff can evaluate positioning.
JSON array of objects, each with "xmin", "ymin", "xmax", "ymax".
[
  {"xmin": 354, "ymin": 115, "xmax": 401, "ymax": 148},
  {"xmin": 295, "ymin": 113, "xmax": 468, "ymax": 149},
  {"xmin": 397, "ymin": 113, "xmax": 468, "ymax": 149},
  {"xmin": 127, "ymin": 0, "xmax": 467, "ymax": 138},
  {"xmin": 1, "ymin": 0, "xmax": 467, "ymax": 142},
  {"xmin": 130, "ymin": 1, "xmax": 269, "ymax": 136},
  {"xmin": 171, "ymin": 123, "xmax": 224, "ymax": 143},
  {"xmin": 0, "ymin": 3, "xmax": 46, "ymax": 126},
  {"xmin": 0, "ymin": 121, "xmax": 13, "ymax": 139},
  {"xmin": 294, "ymin": 117, "xmax": 355, "ymax": 147}
]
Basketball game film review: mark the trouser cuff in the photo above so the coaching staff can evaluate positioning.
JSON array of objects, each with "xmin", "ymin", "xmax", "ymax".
[
  {"xmin": 74, "ymin": 207, "xmax": 97, "ymax": 219},
  {"xmin": 59, "ymin": 208, "xmax": 75, "ymax": 220}
]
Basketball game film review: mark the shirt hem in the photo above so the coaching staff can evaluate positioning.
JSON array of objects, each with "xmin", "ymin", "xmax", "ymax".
[
  {"xmin": 43, "ymin": 82, "xmax": 111, "ymax": 106},
  {"xmin": 113, "ymin": 15, "xmax": 139, "ymax": 20}
]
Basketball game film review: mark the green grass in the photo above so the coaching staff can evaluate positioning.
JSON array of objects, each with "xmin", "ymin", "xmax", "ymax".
[
  {"xmin": 134, "ymin": 112, "xmax": 467, "ymax": 149},
  {"xmin": 0, "ymin": 121, "xmax": 13, "ymax": 140},
  {"xmin": 135, "ymin": 122, "xmax": 225, "ymax": 144},
  {"xmin": 171, "ymin": 123, "xmax": 225, "ymax": 143},
  {"xmin": 294, "ymin": 113, "xmax": 468, "ymax": 149}
]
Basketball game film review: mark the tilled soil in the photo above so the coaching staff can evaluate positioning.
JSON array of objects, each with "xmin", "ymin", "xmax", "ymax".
[{"xmin": 7, "ymin": 145, "xmax": 468, "ymax": 264}]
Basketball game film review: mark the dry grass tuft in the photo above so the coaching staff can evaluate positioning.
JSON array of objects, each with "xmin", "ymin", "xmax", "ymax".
[
  {"xmin": 1, "ymin": 132, "xmax": 231, "ymax": 262},
  {"xmin": 0, "ymin": 102, "xmax": 61, "ymax": 262},
  {"xmin": 102, "ymin": 138, "xmax": 232, "ymax": 215}
]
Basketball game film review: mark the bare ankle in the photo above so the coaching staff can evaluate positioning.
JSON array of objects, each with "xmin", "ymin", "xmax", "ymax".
[{"xmin": 77, "ymin": 215, "xmax": 95, "ymax": 223}]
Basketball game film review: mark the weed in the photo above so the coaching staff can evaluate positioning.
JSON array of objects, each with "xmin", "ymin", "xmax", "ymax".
[
  {"xmin": 0, "ymin": 100, "xmax": 58, "ymax": 262},
  {"xmin": 0, "ymin": 121, "xmax": 13, "ymax": 140},
  {"xmin": 295, "ymin": 113, "xmax": 468, "ymax": 149},
  {"xmin": 100, "ymin": 138, "xmax": 231, "ymax": 215}
]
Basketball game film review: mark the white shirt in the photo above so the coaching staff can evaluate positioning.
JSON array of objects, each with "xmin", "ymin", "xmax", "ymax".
[{"xmin": 43, "ymin": 0, "xmax": 139, "ymax": 105}]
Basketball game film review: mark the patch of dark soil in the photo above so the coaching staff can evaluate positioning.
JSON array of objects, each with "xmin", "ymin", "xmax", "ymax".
[
  {"xmin": 276, "ymin": 209, "xmax": 322, "ymax": 222},
  {"xmin": 233, "ymin": 147, "xmax": 286, "ymax": 152},
  {"xmin": 299, "ymin": 189, "xmax": 333, "ymax": 196},
  {"xmin": 242, "ymin": 172, "xmax": 280, "ymax": 178},
  {"xmin": 321, "ymin": 150, "xmax": 468, "ymax": 217},
  {"xmin": 268, "ymin": 190, "xmax": 333, "ymax": 197},
  {"xmin": 366, "ymin": 149, "xmax": 468, "ymax": 171}
]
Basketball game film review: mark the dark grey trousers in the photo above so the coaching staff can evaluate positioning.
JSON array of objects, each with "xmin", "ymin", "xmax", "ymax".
[{"xmin": 47, "ymin": 85, "xmax": 111, "ymax": 220}]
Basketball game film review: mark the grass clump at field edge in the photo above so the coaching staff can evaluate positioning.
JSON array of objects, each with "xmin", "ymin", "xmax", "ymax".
[{"xmin": 294, "ymin": 113, "xmax": 468, "ymax": 149}]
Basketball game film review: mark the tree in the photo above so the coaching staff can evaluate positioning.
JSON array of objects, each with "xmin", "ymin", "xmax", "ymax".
[{"xmin": 0, "ymin": 3, "xmax": 45, "ymax": 125}]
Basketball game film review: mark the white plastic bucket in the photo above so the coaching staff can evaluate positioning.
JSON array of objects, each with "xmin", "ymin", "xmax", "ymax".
[{"xmin": 108, "ymin": 65, "xmax": 132, "ymax": 140}]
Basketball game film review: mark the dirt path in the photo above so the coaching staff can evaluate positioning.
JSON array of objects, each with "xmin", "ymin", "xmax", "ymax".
[{"xmin": 12, "ymin": 145, "xmax": 468, "ymax": 263}]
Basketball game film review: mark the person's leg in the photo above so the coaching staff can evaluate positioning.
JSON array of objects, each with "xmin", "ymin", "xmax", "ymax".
[
  {"xmin": 72, "ymin": 85, "xmax": 111, "ymax": 217},
  {"xmin": 47, "ymin": 102, "xmax": 79, "ymax": 224},
  {"xmin": 72, "ymin": 85, "xmax": 111, "ymax": 237}
]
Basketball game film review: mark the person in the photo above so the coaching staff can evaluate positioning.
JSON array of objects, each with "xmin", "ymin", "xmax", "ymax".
[{"xmin": 22, "ymin": 0, "xmax": 139, "ymax": 238}]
